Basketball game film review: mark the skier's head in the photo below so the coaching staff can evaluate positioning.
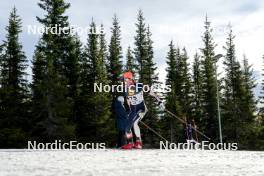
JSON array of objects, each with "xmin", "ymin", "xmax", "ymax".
[
  {"xmin": 123, "ymin": 71, "xmax": 133, "ymax": 80},
  {"xmin": 124, "ymin": 71, "xmax": 135, "ymax": 87},
  {"xmin": 119, "ymin": 71, "xmax": 135, "ymax": 96},
  {"xmin": 119, "ymin": 71, "xmax": 134, "ymax": 84}
]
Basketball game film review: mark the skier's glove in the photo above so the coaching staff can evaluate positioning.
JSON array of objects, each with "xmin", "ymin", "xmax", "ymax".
[
  {"xmin": 158, "ymin": 101, "xmax": 165, "ymax": 111},
  {"xmin": 148, "ymin": 90, "xmax": 161, "ymax": 102}
]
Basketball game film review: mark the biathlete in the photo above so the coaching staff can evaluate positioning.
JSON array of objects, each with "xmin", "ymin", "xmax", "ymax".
[{"xmin": 114, "ymin": 71, "xmax": 164, "ymax": 149}]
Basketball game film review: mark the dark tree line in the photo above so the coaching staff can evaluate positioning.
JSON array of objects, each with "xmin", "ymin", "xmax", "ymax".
[{"xmin": 0, "ymin": 0, "xmax": 263, "ymax": 149}]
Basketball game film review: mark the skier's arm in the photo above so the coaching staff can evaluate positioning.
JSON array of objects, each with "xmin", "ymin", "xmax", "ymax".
[
  {"xmin": 148, "ymin": 90, "xmax": 165, "ymax": 110},
  {"xmin": 148, "ymin": 90, "xmax": 162, "ymax": 102}
]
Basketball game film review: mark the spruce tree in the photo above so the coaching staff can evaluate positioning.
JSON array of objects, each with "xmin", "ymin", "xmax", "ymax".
[
  {"xmin": 240, "ymin": 55, "xmax": 257, "ymax": 149},
  {"xmin": 167, "ymin": 47, "xmax": 193, "ymax": 143},
  {"xmin": 98, "ymin": 24, "xmax": 108, "ymax": 74},
  {"xmin": 222, "ymin": 28, "xmax": 243, "ymax": 143},
  {"xmin": 125, "ymin": 46, "xmax": 136, "ymax": 73},
  {"xmin": 0, "ymin": 8, "xmax": 29, "ymax": 147},
  {"xmin": 96, "ymin": 24, "xmax": 113, "ymax": 143},
  {"xmin": 107, "ymin": 15, "xmax": 123, "ymax": 141},
  {"xmin": 179, "ymin": 47, "xmax": 192, "ymax": 117},
  {"xmin": 134, "ymin": 9, "xmax": 147, "ymax": 83},
  {"xmin": 260, "ymin": 56, "xmax": 264, "ymax": 111},
  {"xmin": 222, "ymin": 28, "xmax": 256, "ymax": 148},
  {"xmin": 0, "ymin": 43, "xmax": 4, "ymax": 86},
  {"xmin": 108, "ymin": 15, "xmax": 123, "ymax": 97},
  {"xmin": 77, "ymin": 22, "xmax": 112, "ymax": 144},
  {"xmin": 200, "ymin": 16, "xmax": 218, "ymax": 141},
  {"xmin": 258, "ymin": 55, "xmax": 264, "ymax": 149},
  {"xmin": 241, "ymin": 55, "xmax": 257, "ymax": 119},
  {"xmin": 77, "ymin": 21, "xmax": 98, "ymax": 141},
  {"xmin": 31, "ymin": 0, "xmax": 75, "ymax": 142},
  {"xmin": 162, "ymin": 41, "xmax": 181, "ymax": 142},
  {"xmin": 65, "ymin": 34, "xmax": 82, "ymax": 123},
  {"xmin": 192, "ymin": 52, "xmax": 204, "ymax": 126},
  {"xmin": 174, "ymin": 46, "xmax": 182, "ymax": 112},
  {"xmin": 141, "ymin": 25, "xmax": 161, "ymax": 145}
]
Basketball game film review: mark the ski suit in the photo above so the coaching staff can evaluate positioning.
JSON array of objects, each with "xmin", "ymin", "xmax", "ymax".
[
  {"xmin": 115, "ymin": 83, "xmax": 147, "ymax": 147},
  {"xmin": 186, "ymin": 123, "xmax": 193, "ymax": 140}
]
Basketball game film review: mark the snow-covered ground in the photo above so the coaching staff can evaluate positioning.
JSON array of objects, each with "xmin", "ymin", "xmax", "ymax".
[{"xmin": 1, "ymin": 149, "xmax": 264, "ymax": 176}]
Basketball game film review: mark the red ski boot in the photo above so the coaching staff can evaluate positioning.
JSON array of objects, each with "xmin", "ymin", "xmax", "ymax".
[
  {"xmin": 121, "ymin": 143, "xmax": 133, "ymax": 149},
  {"xmin": 133, "ymin": 140, "xmax": 142, "ymax": 149},
  {"xmin": 121, "ymin": 132, "xmax": 133, "ymax": 149}
]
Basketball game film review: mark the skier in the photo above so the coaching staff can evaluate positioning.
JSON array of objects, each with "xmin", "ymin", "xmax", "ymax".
[
  {"xmin": 186, "ymin": 119, "xmax": 193, "ymax": 141},
  {"xmin": 192, "ymin": 119, "xmax": 199, "ymax": 142},
  {"xmin": 114, "ymin": 71, "xmax": 164, "ymax": 149},
  {"xmin": 185, "ymin": 118, "xmax": 199, "ymax": 144}
]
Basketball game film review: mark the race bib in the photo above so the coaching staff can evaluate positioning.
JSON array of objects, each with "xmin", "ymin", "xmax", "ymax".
[{"xmin": 127, "ymin": 91, "xmax": 144, "ymax": 105}]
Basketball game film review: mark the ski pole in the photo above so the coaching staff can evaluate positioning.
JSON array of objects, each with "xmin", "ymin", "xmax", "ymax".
[
  {"xmin": 147, "ymin": 91, "xmax": 211, "ymax": 141},
  {"xmin": 139, "ymin": 121, "xmax": 169, "ymax": 142}
]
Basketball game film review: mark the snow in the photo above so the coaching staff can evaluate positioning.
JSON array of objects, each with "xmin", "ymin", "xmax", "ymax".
[{"xmin": 1, "ymin": 149, "xmax": 264, "ymax": 176}]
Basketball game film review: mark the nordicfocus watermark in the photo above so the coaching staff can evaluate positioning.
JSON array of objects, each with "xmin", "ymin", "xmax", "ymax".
[
  {"xmin": 160, "ymin": 141, "xmax": 238, "ymax": 150},
  {"xmin": 27, "ymin": 24, "xmax": 104, "ymax": 36},
  {"xmin": 28, "ymin": 140, "xmax": 106, "ymax": 150},
  {"xmin": 94, "ymin": 83, "xmax": 171, "ymax": 93}
]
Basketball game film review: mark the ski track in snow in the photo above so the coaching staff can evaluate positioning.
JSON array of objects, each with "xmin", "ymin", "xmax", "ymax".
[{"xmin": 1, "ymin": 149, "xmax": 264, "ymax": 176}]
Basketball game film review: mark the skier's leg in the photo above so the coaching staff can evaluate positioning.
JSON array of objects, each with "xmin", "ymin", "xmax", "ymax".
[
  {"xmin": 115, "ymin": 96, "xmax": 128, "ymax": 131},
  {"xmin": 133, "ymin": 103, "xmax": 147, "ymax": 149},
  {"xmin": 114, "ymin": 96, "xmax": 128, "ymax": 148},
  {"xmin": 126, "ymin": 105, "xmax": 137, "ymax": 132},
  {"xmin": 120, "ymin": 108, "xmax": 138, "ymax": 149},
  {"xmin": 134, "ymin": 103, "xmax": 148, "ymax": 137},
  {"xmin": 123, "ymin": 102, "xmax": 147, "ymax": 149},
  {"xmin": 133, "ymin": 118, "xmax": 141, "ymax": 140},
  {"xmin": 117, "ymin": 131, "xmax": 127, "ymax": 148}
]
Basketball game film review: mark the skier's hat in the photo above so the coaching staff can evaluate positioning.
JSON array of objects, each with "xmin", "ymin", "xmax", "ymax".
[
  {"xmin": 123, "ymin": 71, "xmax": 133, "ymax": 80},
  {"xmin": 118, "ymin": 71, "xmax": 134, "ymax": 80}
]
